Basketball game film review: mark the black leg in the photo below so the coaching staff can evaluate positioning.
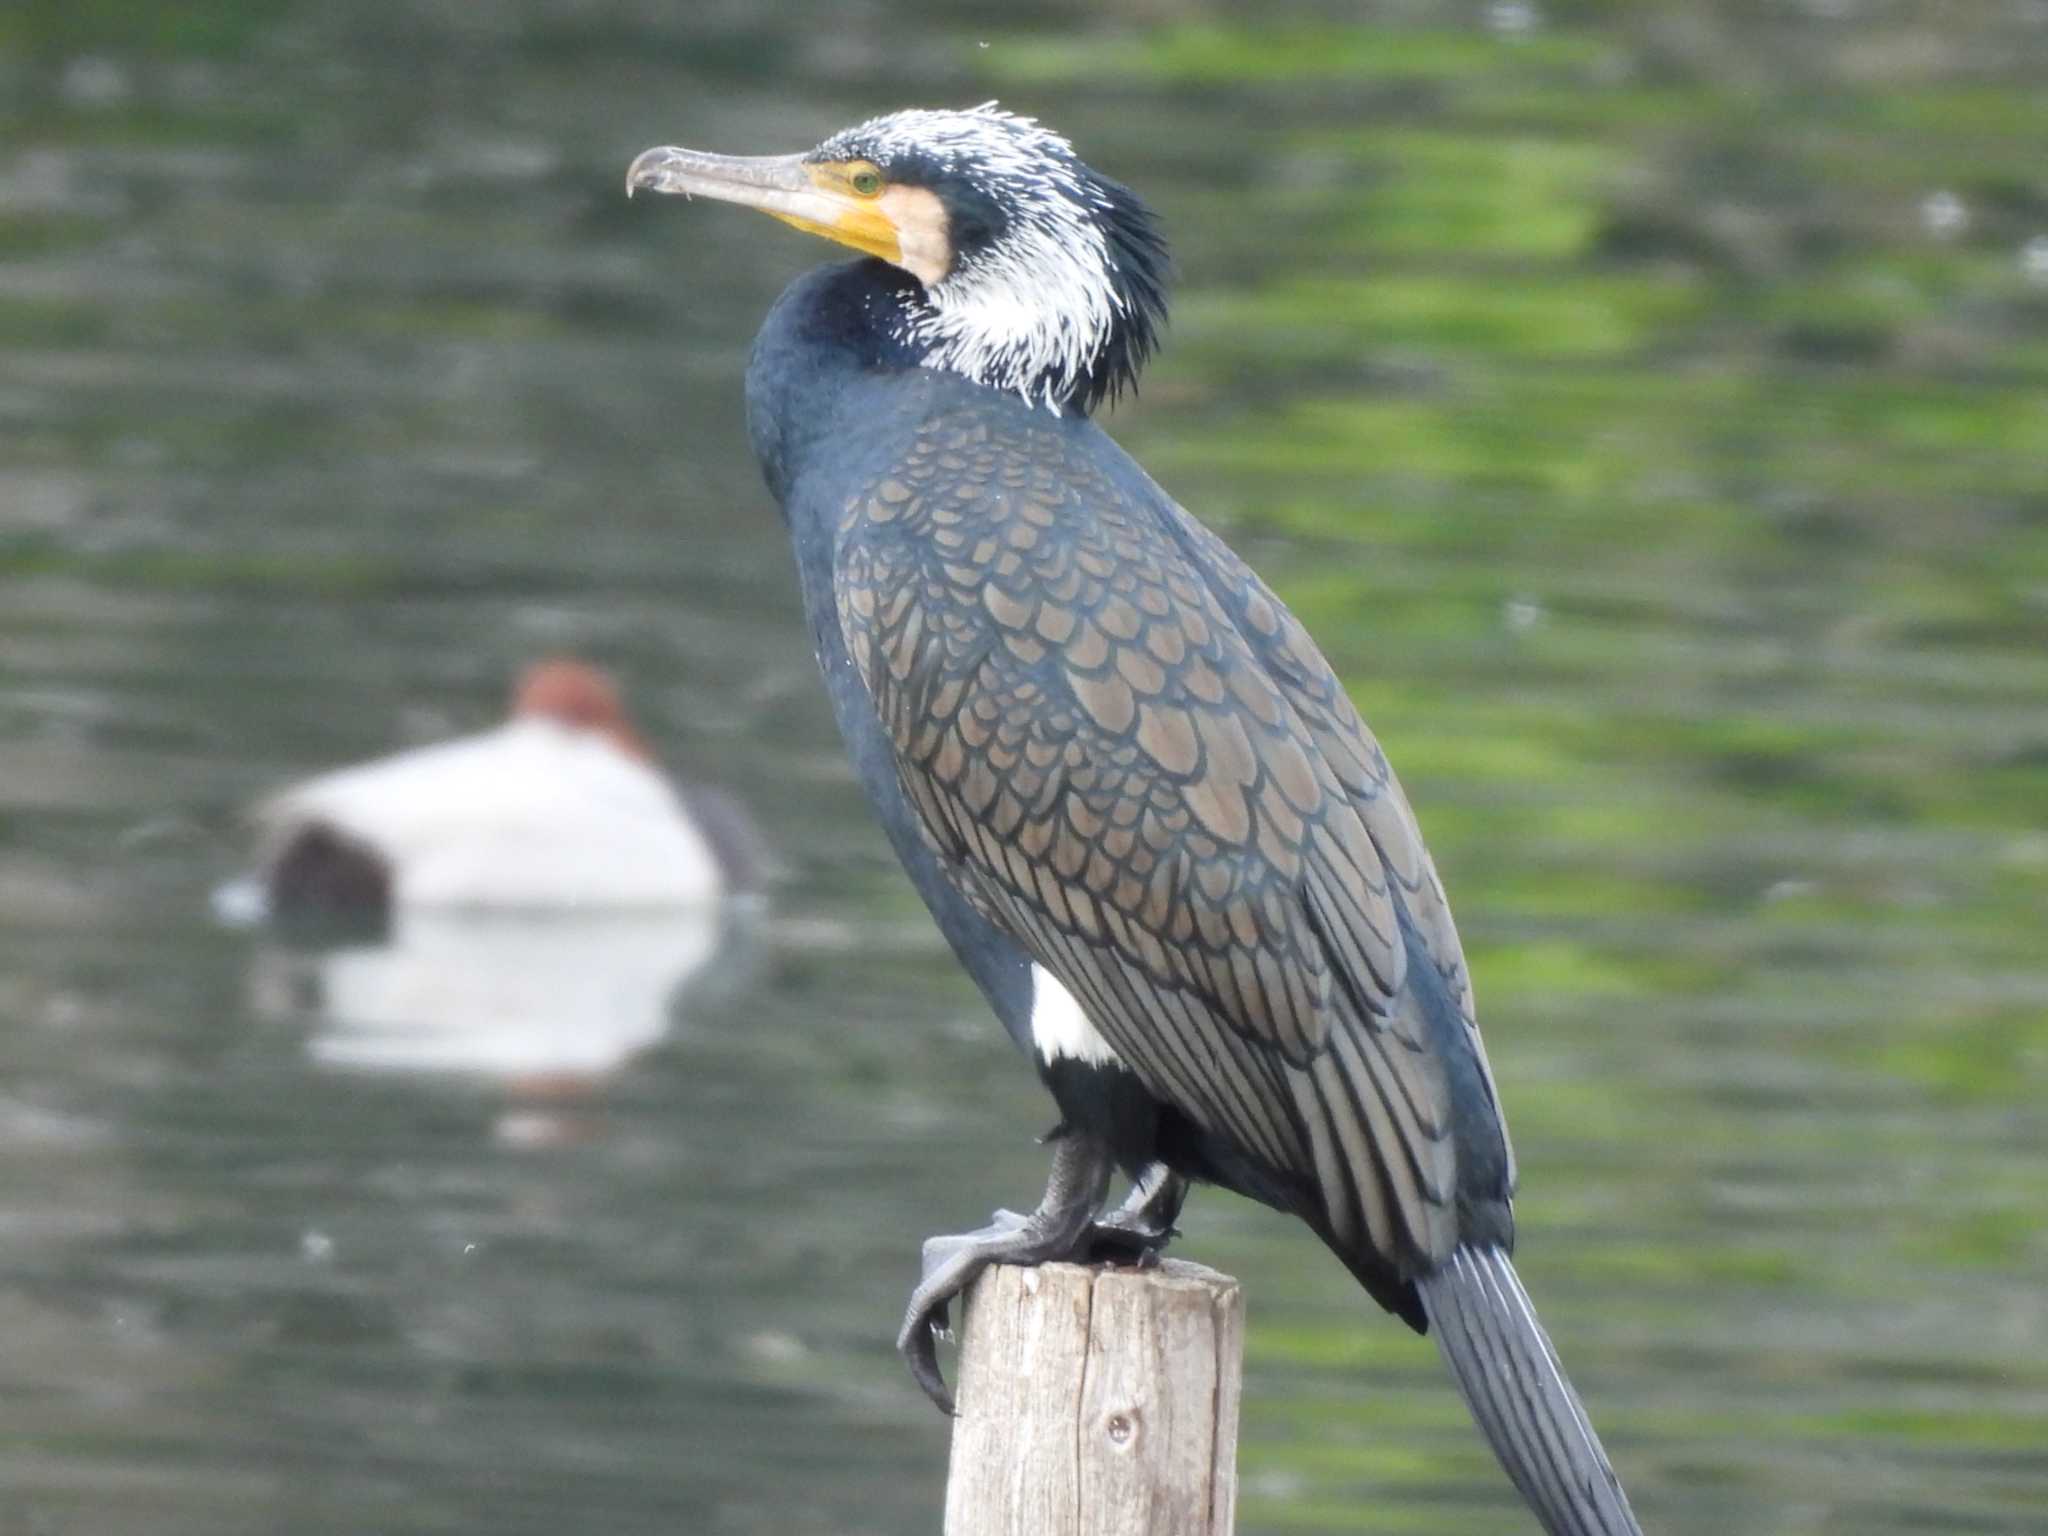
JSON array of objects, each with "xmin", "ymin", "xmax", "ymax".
[
  {"xmin": 896, "ymin": 1133, "xmax": 1114, "ymax": 1414},
  {"xmin": 1085, "ymin": 1163, "xmax": 1188, "ymax": 1265}
]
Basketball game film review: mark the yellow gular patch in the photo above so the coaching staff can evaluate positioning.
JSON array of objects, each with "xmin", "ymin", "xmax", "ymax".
[
  {"xmin": 757, "ymin": 164, "xmax": 899, "ymax": 265},
  {"xmin": 787, "ymin": 163, "xmax": 953, "ymax": 286}
]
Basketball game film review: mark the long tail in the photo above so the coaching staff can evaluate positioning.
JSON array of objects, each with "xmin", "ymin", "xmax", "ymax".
[{"xmin": 1418, "ymin": 1244, "xmax": 1643, "ymax": 1536}]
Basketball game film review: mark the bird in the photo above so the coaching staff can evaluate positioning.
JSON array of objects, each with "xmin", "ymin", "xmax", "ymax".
[
  {"xmin": 629, "ymin": 105, "xmax": 1643, "ymax": 1536},
  {"xmin": 233, "ymin": 658, "xmax": 765, "ymax": 927}
]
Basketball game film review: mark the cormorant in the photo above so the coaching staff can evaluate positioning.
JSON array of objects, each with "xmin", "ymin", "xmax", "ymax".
[{"xmin": 630, "ymin": 105, "xmax": 1644, "ymax": 1536}]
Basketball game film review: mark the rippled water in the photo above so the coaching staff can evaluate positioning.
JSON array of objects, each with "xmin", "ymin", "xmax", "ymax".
[{"xmin": 3, "ymin": 3, "xmax": 2046, "ymax": 1532}]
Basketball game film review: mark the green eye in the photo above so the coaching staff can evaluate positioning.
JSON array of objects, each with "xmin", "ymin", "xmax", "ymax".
[{"xmin": 849, "ymin": 166, "xmax": 884, "ymax": 197}]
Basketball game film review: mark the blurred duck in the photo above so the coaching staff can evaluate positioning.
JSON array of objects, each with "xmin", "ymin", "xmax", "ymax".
[{"xmin": 245, "ymin": 659, "xmax": 764, "ymax": 923}]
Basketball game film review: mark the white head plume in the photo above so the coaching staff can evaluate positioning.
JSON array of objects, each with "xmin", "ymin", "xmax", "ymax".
[{"xmin": 813, "ymin": 105, "xmax": 1137, "ymax": 411}]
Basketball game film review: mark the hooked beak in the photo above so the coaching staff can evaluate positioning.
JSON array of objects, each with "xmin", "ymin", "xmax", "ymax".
[{"xmin": 626, "ymin": 145, "xmax": 903, "ymax": 267}]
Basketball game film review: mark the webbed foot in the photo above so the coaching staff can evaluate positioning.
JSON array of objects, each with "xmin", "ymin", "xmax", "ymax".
[
  {"xmin": 1084, "ymin": 1165, "xmax": 1189, "ymax": 1268},
  {"xmin": 896, "ymin": 1136, "xmax": 1113, "ymax": 1414}
]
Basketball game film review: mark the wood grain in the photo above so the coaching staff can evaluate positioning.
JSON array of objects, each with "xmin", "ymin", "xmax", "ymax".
[{"xmin": 943, "ymin": 1260, "xmax": 1243, "ymax": 1536}]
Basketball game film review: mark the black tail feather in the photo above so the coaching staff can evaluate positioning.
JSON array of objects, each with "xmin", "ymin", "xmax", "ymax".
[{"xmin": 1419, "ymin": 1244, "xmax": 1642, "ymax": 1536}]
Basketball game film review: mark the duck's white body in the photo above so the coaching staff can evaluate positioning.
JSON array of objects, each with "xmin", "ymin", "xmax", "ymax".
[{"xmin": 258, "ymin": 715, "xmax": 725, "ymax": 911}]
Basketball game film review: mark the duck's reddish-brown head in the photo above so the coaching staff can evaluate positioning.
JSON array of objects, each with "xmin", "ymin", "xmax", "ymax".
[{"xmin": 511, "ymin": 660, "xmax": 653, "ymax": 761}]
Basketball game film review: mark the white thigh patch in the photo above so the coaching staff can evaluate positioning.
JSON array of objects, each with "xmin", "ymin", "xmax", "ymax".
[{"xmin": 1029, "ymin": 964, "xmax": 1123, "ymax": 1068}]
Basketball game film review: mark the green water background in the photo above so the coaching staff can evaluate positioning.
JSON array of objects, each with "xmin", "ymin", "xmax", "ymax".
[{"xmin": 1, "ymin": 2, "xmax": 2044, "ymax": 1531}]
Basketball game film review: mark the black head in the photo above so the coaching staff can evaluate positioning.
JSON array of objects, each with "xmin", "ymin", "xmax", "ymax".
[{"xmin": 629, "ymin": 105, "xmax": 1170, "ymax": 416}]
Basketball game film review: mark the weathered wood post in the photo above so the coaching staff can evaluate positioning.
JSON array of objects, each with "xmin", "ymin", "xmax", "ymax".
[{"xmin": 942, "ymin": 1260, "xmax": 1244, "ymax": 1536}]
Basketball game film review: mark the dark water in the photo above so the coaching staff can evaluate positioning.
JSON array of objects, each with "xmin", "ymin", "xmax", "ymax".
[{"xmin": 3, "ymin": 3, "xmax": 2046, "ymax": 1532}]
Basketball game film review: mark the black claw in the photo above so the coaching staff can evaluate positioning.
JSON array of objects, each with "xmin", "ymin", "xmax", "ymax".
[
  {"xmin": 1082, "ymin": 1211, "xmax": 1181, "ymax": 1267},
  {"xmin": 892, "ymin": 1137, "xmax": 1116, "ymax": 1414},
  {"xmin": 902, "ymin": 1313, "xmax": 956, "ymax": 1416},
  {"xmin": 896, "ymin": 1289, "xmax": 958, "ymax": 1415}
]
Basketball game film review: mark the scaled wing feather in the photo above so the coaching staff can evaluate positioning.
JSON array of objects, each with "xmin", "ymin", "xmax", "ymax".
[{"xmin": 836, "ymin": 410, "xmax": 1474, "ymax": 1267}]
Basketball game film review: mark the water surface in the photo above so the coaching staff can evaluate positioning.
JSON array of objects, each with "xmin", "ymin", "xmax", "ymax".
[{"xmin": 2, "ymin": 3, "xmax": 2046, "ymax": 1531}]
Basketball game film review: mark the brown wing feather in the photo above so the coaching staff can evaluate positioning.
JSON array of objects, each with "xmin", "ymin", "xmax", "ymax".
[
  {"xmin": 836, "ymin": 411, "xmax": 1468, "ymax": 1268},
  {"xmin": 1164, "ymin": 511, "xmax": 1517, "ymax": 1191}
]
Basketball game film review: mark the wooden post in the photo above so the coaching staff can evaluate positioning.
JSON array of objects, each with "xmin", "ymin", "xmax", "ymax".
[{"xmin": 942, "ymin": 1259, "xmax": 1244, "ymax": 1536}]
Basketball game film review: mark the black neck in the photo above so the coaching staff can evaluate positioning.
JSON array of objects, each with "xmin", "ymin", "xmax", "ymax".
[{"xmin": 744, "ymin": 260, "xmax": 927, "ymax": 505}]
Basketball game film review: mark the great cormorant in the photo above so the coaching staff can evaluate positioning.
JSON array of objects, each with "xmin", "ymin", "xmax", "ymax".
[{"xmin": 630, "ymin": 105, "xmax": 1643, "ymax": 1536}]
